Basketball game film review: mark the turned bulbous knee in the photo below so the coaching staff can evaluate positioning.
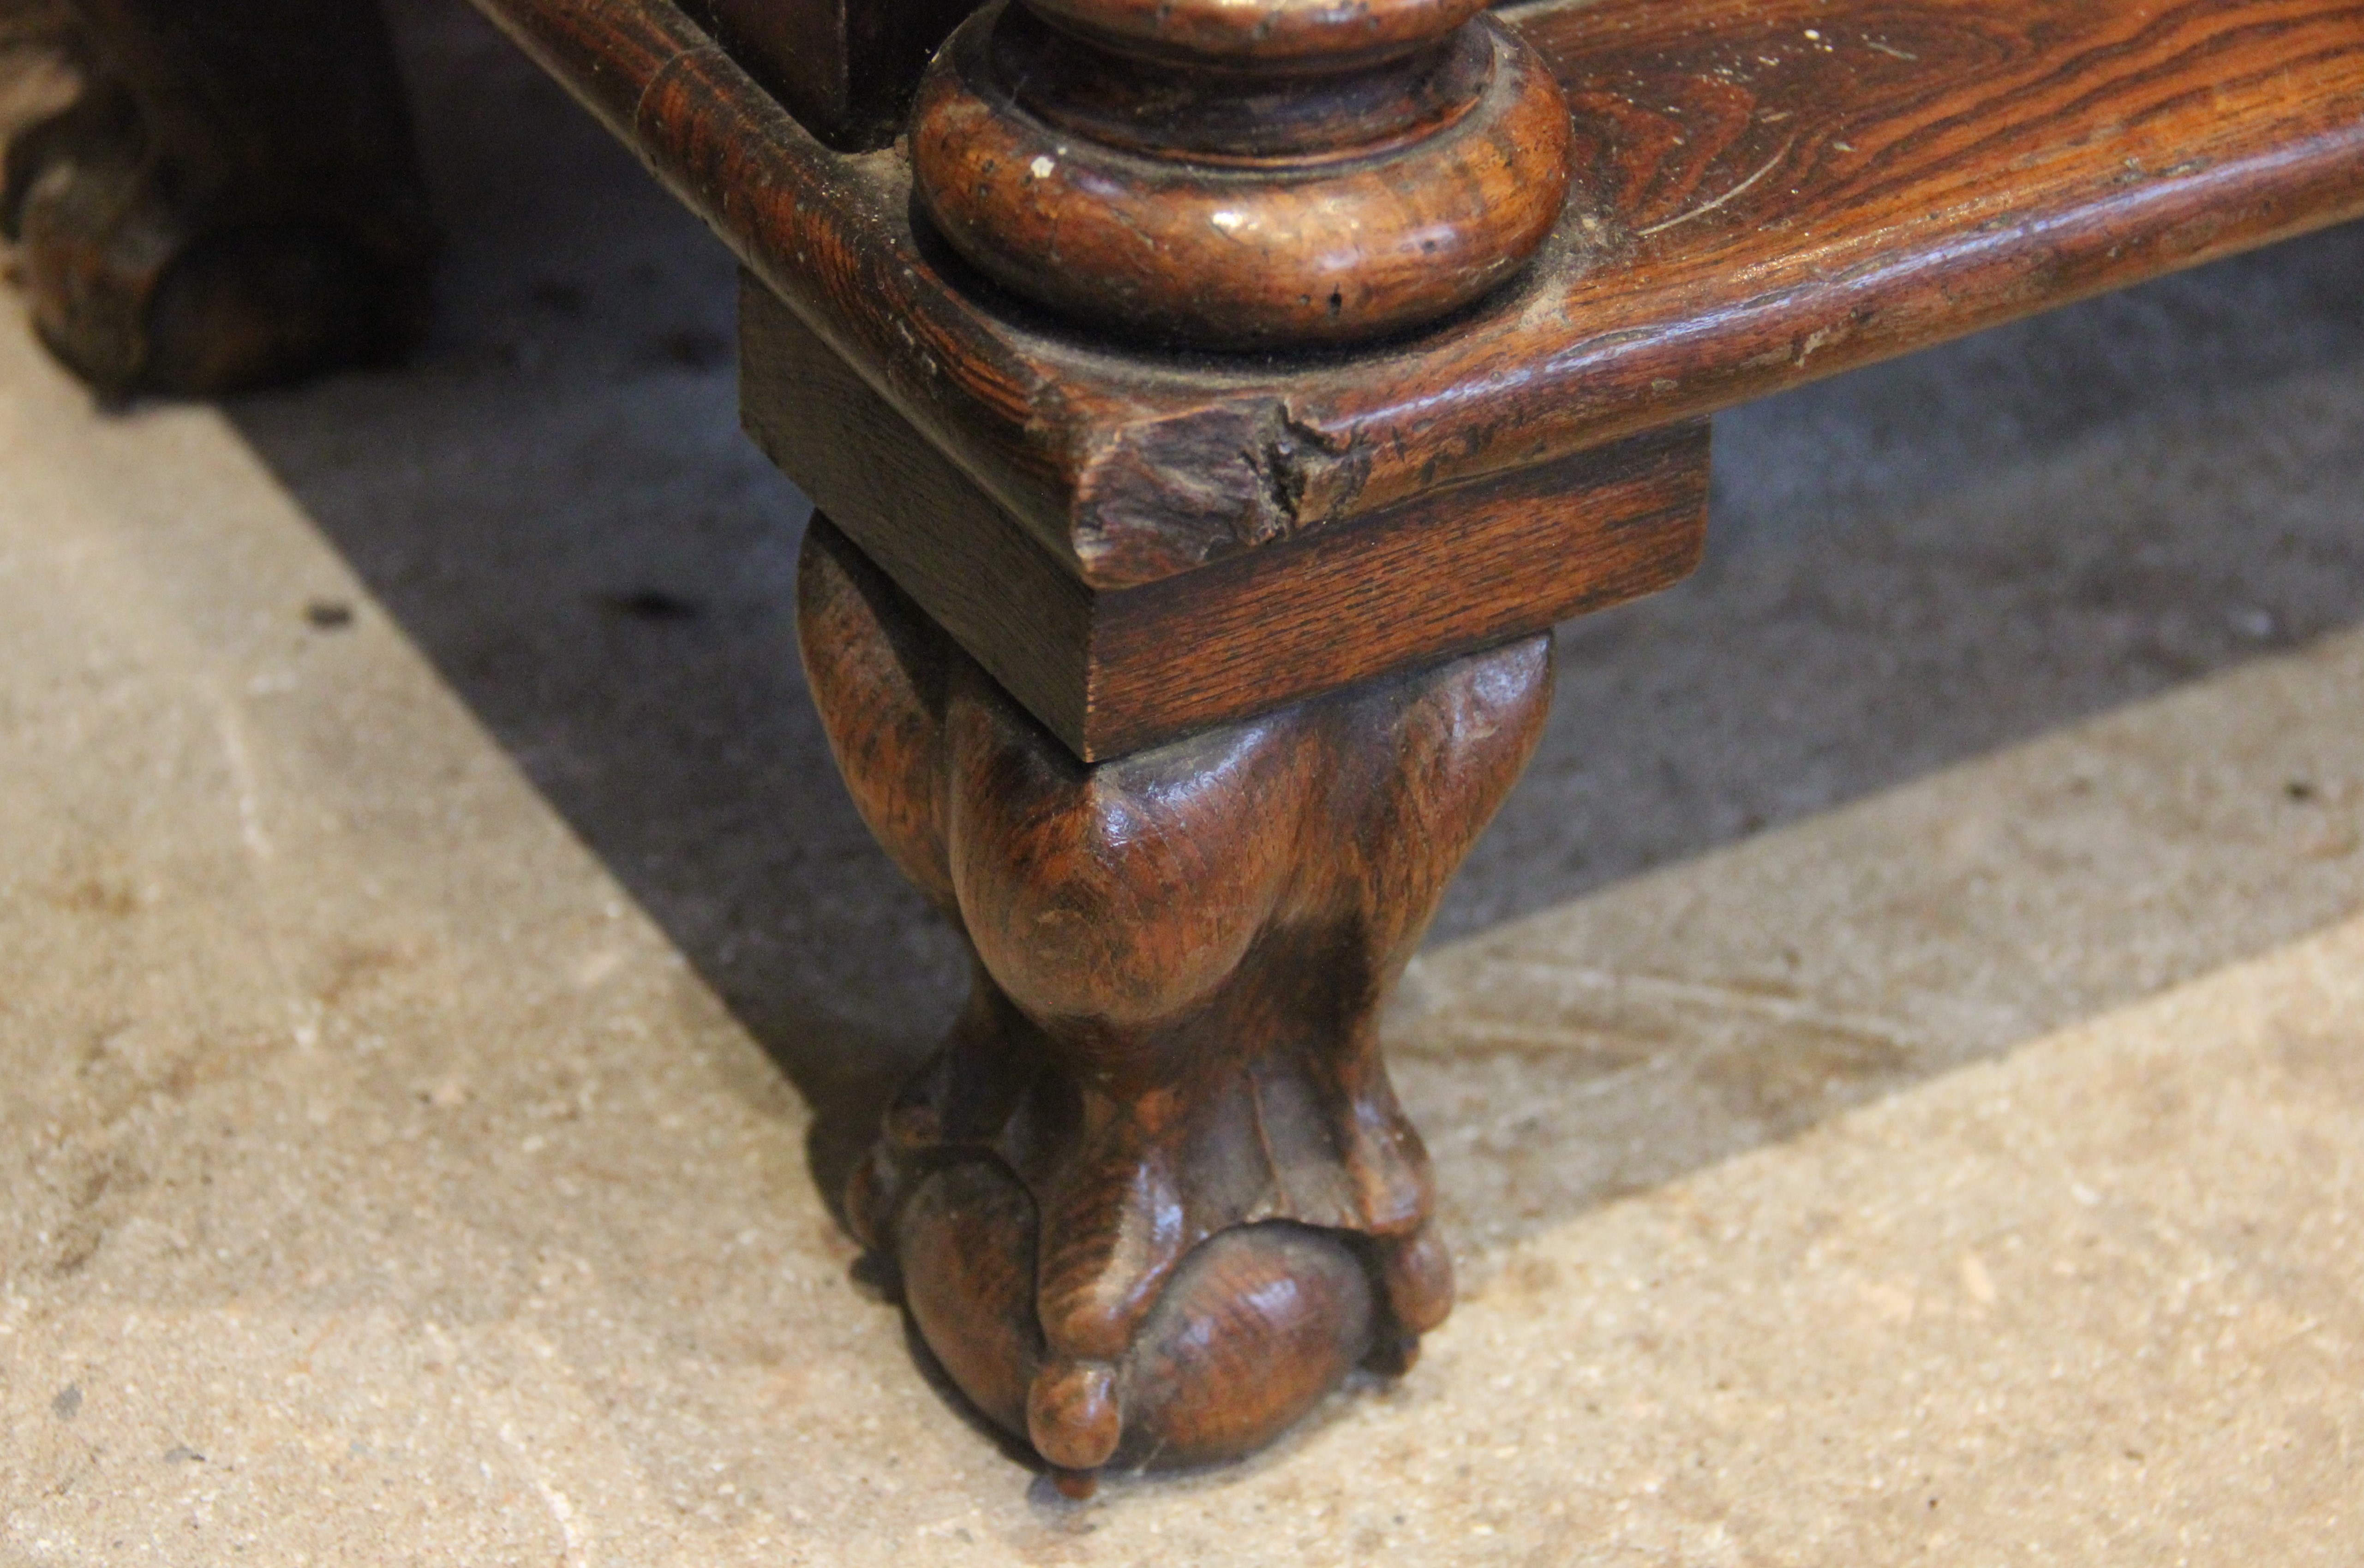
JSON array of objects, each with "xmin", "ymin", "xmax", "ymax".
[{"xmin": 942, "ymin": 677, "xmax": 1312, "ymax": 1029}]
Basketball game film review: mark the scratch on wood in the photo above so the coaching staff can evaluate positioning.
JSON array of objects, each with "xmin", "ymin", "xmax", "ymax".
[{"xmin": 1637, "ymin": 136, "xmax": 1797, "ymax": 237}]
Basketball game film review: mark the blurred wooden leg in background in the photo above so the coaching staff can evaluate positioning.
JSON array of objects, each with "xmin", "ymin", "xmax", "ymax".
[{"xmin": 0, "ymin": 0, "xmax": 431, "ymax": 395}]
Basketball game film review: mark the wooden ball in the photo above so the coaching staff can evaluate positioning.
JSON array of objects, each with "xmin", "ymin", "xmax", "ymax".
[
  {"xmin": 1111, "ymin": 1222, "xmax": 1377, "ymax": 1470},
  {"xmin": 897, "ymin": 1160, "xmax": 1041, "ymax": 1435},
  {"xmin": 899, "ymin": 1166, "xmax": 1386, "ymax": 1474}
]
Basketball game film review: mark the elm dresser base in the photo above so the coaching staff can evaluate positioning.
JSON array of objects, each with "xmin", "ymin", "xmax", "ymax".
[{"xmin": 9, "ymin": 0, "xmax": 2362, "ymax": 1493}]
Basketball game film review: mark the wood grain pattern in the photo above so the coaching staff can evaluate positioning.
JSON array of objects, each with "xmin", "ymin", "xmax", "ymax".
[
  {"xmin": 801, "ymin": 520, "xmax": 1551, "ymax": 1480},
  {"xmin": 473, "ymin": 0, "xmax": 2364, "ymax": 589},
  {"xmin": 743, "ymin": 281, "xmax": 1704, "ymax": 758}
]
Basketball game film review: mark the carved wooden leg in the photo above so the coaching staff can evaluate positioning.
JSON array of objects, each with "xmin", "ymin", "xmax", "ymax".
[
  {"xmin": 799, "ymin": 518, "xmax": 1551, "ymax": 1483},
  {"xmin": 0, "ymin": 0, "xmax": 430, "ymax": 394}
]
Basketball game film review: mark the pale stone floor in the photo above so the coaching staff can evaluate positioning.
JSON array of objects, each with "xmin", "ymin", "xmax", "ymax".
[{"xmin": 3, "ymin": 4, "xmax": 2363, "ymax": 1563}]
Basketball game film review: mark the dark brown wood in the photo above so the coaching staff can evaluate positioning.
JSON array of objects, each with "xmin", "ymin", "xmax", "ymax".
[
  {"xmin": 688, "ymin": 0, "xmax": 978, "ymax": 150},
  {"xmin": 472, "ymin": 0, "xmax": 2364, "ymax": 593},
  {"xmin": 1028, "ymin": 0, "xmax": 1490, "ymax": 63},
  {"xmin": 0, "ymin": 0, "xmax": 431, "ymax": 395},
  {"xmin": 742, "ymin": 278, "xmax": 1705, "ymax": 758},
  {"xmin": 908, "ymin": 0, "xmax": 1571, "ymax": 347},
  {"xmin": 799, "ymin": 517, "xmax": 1552, "ymax": 1479}
]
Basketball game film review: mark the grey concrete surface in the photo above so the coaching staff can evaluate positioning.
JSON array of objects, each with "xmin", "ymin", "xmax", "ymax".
[{"xmin": 2, "ymin": 0, "xmax": 2361, "ymax": 1561}]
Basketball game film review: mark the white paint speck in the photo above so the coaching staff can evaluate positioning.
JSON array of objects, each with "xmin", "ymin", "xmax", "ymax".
[{"xmin": 1029, "ymin": 156, "xmax": 1054, "ymax": 179}]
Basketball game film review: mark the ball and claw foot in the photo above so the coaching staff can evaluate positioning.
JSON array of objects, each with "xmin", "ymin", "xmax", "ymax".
[
  {"xmin": 871, "ymin": 1150, "xmax": 1443, "ymax": 1477},
  {"xmin": 800, "ymin": 517, "xmax": 1554, "ymax": 1479}
]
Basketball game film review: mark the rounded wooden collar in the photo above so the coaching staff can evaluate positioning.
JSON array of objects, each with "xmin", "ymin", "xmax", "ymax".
[{"xmin": 1025, "ymin": 0, "xmax": 1492, "ymax": 65}]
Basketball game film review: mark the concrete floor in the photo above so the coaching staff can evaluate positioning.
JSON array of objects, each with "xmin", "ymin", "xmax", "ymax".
[{"xmin": 3, "ymin": 2, "xmax": 2361, "ymax": 1561}]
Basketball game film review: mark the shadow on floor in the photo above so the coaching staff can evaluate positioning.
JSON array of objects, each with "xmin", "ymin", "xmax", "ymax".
[{"xmin": 210, "ymin": 2, "xmax": 2364, "ymax": 1238}]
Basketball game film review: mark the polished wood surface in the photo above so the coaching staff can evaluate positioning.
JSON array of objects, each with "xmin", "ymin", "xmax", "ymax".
[
  {"xmin": 799, "ymin": 518, "xmax": 1552, "ymax": 1482},
  {"xmin": 1029, "ymin": 0, "xmax": 1491, "ymax": 62},
  {"xmin": 471, "ymin": 0, "xmax": 2364, "ymax": 593},
  {"xmin": 743, "ymin": 281, "xmax": 1705, "ymax": 757},
  {"xmin": 909, "ymin": 0, "xmax": 1570, "ymax": 347}
]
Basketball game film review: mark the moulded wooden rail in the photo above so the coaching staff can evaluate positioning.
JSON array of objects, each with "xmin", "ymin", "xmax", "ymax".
[
  {"xmin": 472, "ymin": 0, "xmax": 2364, "ymax": 756},
  {"xmin": 477, "ymin": 0, "xmax": 2364, "ymax": 583}
]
